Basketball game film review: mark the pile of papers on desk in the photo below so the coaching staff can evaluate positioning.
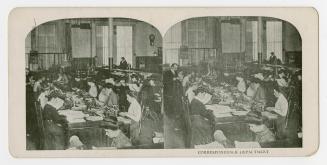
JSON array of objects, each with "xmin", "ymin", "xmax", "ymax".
[
  {"xmin": 85, "ymin": 116, "xmax": 103, "ymax": 121},
  {"xmin": 206, "ymin": 104, "xmax": 234, "ymax": 118},
  {"xmin": 58, "ymin": 110, "xmax": 88, "ymax": 123},
  {"xmin": 261, "ymin": 111, "xmax": 279, "ymax": 120},
  {"xmin": 117, "ymin": 116, "xmax": 131, "ymax": 124},
  {"xmin": 152, "ymin": 132, "xmax": 164, "ymax": 144},
  {"xmin": 232, "ymin": 110, "xmax": 250, "ymax": 116}
]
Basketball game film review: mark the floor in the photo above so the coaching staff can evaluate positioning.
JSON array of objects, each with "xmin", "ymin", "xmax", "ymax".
[{"xmin": 163, "ymin": 115, "xmax": 187, "ymax": 149}]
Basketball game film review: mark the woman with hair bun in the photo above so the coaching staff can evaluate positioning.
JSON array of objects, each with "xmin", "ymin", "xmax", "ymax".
[
  {"xmin": 189, "ymin": 86, "xmax": 215, "ymax": 147},
  {"xmin": 119, "ymin": 91, "xmax": 142, "ymax": 144}
]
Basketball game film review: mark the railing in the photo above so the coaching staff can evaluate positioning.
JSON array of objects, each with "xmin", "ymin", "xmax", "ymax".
[
  {"xmin": 163, "ymin": 48, "xmax": 217, "ymax": 67},
  {"xmin": 26, "ymin": 52, "xmax": 68, "ymax": 71}
]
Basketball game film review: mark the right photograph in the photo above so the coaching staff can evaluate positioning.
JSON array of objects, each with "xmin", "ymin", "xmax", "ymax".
[{"xmin": 162, "ymin": 16, "xmax": 302, "ymax": 149}]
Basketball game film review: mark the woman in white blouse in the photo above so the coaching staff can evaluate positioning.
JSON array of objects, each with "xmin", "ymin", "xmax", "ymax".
[
  {"xmin": 266, "ymin": 84, "xmax": 289, "ymax": 139},
  {"xmin": 235, "ymin": 75, "xmax": 246, "ymax": 93},
  {"xmin": 87, "ymin": 80, "xmax": 98, "ymax": 98},
  {"xmin": 119, "ymin": 91, "xmax": 142, "ymax": 144}
]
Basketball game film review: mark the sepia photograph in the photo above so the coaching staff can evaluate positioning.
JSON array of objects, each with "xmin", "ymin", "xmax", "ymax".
[
  {"xmin": 163, "ymin": 16, "xmax": 303, "ymax": 149},
  {"xmin": 25, "ymin": 18, "xmax": 164, "ymax": 150},
  {"xmin": 8, "ymin": 7, "xmax": 318, "ymax": 157}
]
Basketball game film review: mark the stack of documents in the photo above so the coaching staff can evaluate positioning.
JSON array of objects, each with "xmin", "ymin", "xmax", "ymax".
[
  {"xmin": 117, "ymin": 116, "xmax": 132, "ymax": 124},
  {"xmin": 152, "ymin": 131, "xmax": 164, "ymax": 144},
  {"xmin": 58, "ymin": 110, "xmax": 88, "ymax": 123},
  {"xmin": 261, "ymin": 111, "xmax": 278, "ymax": 120},
  {"xmin": 206, "ymin": 104, "xmax": 234, "ymax": 118},
  {"xmin": 85, "ymin": 116, "xmax": 103, "ymax": 121}
]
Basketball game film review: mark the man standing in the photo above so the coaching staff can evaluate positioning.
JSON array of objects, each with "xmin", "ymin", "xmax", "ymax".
[
  {"xmin": 163, "ymin": 63, "xmax": 178, "ymax": 117},
  {"xmin": 119, "ymin": 57, "xmax": 129, "ymax": 70}
]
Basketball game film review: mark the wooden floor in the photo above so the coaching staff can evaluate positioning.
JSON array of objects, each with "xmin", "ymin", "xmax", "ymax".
[{"xmin": 163, "ymin": 115, "xmax": 187, "ymax": 149}]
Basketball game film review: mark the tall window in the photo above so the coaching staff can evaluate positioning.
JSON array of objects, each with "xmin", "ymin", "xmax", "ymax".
[
  {"xmin": 37, "ymin": 23, "xmax": 57, "ymax": 70},
  {"xmin": 186, "ymin": 18, "xmax": 206, "ymax": 48},
  {"xmin": 221, "ymin": 22, "xmax": 241, "ymax": 53},
  {"xmin": 37, "ymin": 24, "xmax": 57, "ymax": 53},
  {"xmin": 71, "ymin": 27, "xmax": 91, "ymax": 58},
  {"xmin": 266, "ymin": 21, "xmax": 283, "ymax": 61},
  {"xmin": 245, "ymin": 21, "xmax": 258, "ymax": 62},
  {"xmin": 96, "ymin": 25, "xmax": 109, "ymax": 66},
  {"xmin": 116, "ymin": 26, "xmax": 133, "ymax": 65},
  {"xmin": 163, "ymin": 22, "xmax": 182, "ymax": 65}
]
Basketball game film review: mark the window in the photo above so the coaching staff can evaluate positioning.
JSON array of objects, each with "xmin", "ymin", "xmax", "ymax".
[
  {"xmin": 116, "ymin": 26, "xmax": 133, "ymax": 65},
  {"xmin": 245, "ymin": 21, "xmax": 258, "ymax": 62},
  {"xmin": 37, "ymin": 24, "xmax": 57, "ymax": 53},
  {"xmin": 37, "ymin": 23, "xmax": 58, "ymax": 70},
  {"xmin": 221, "ymin": 22, "xmax": 242, "ymax": 53},
  {"xmin": 96, "ymin": 25, "xmax": 109, "ymax": 66},
  {"xmin": 163, "ymin": 22, "xmax": 182, "ymax": 65},
  {"xmin": 186, "ymin": 18, "xmax": 206, "ymax": 48},
  {"xmin": 266, "ymin": 21, "xmax": 283, "ymax": 62}
]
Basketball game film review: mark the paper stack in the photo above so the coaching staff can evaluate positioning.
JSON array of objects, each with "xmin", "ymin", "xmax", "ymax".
[
  {"xmin": 58, "ymin": 110, "xmax": 88, "ymax": 123},
  {"xmin": 206, "ymin": 104, "xmax": 234, "ymax": 118},
  {"xmin": 117, "ymin": 116, "xmax": 132, "ymax": 124},
  {"xmin": 152, "ymin": 131, "xmax": 164, "ymax": 144},
  {"xmin": 261, "ymin": 111, "xmax": 279, "ymax": 120}
]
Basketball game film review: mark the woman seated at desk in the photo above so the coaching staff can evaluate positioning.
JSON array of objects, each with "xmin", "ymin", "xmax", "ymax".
[
  {"xmin": 33, "ymin": 75, "xmax": 46, "ymax": 100},
  {"xmin": 235, "ymin": 74, "xmax": 246, "ymax": 93},
  {"xmin": 128, "ymin": 74, "xmax": 142, "ymax": 93},
  {"xmin": 189, "ymin": 86, "xmax": 215, "ymax": 147},
  {"xmin": 43, "ymin": 91, "xmax": 67, "ymax": 150},
  {"xmin": 138, "ymin": 77, "xmax": 157, "ymax": 112},
  {"xmin": 115, "ymin": 77, "xmax": 130, "ymax": 112},
  {"xmin": 119, "ymin": 91, "xmax": 142, "ymax": 144},
  {"xmin": 266, "ymin": 84, "xmax": 289, "ymax": 139},
  {"xmin": 97, "ymin": 83, "xmax": 118, "ymax": 106},
  {"xmin": 253, "ymin": 78, "xmax": 267, "ymax": 103},
  {"xmin": 56, "ymin": 72, "xmax": 69, "ymax": 85},
  {"xmin": 247, "ymin": 77, "xmax": 267, "ymax": 105},
  {"xmin": 87, "ymin": 79, "xmax": 98, "ymax": 98}
]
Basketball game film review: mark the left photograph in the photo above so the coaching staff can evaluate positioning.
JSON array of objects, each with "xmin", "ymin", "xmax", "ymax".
[{"xmin": 25, "ymin": 18, "xmax": 164, "ymax": 150}]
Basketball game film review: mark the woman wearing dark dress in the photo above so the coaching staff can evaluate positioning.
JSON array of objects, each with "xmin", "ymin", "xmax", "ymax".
[
  {"xmin": 138, "ymin": 79, "xmax": 155, "ymax": 110},
  {"xmin": 43, "ymin": 91, "xmax": 67, "ymax": 150},
  {"xmin": 172, "ymin": 71, "xmax": 185, "ymax": 119},
  {"xmin": 116, "ymin": 78, "xmax": 130, "ymax": 112},
  {"xmin": 26, "ymin": 74, "xmax": 39, "ymax": 147},
  {"xmin": 189, "ymin": 86, "xmax": 215, "ymax": 147}
]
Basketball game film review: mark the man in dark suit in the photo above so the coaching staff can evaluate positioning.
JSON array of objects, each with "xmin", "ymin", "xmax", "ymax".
[
  {"xmin": 119, "ymin": 57, "xmax": 129, "ymax": 70},
  {"xmin": 163, "ymin": 63, "xmax": 178, "ymax": 117},
  {"xmin": 269, "ymin": 52, "xmax": 277, "ymax": 65}
]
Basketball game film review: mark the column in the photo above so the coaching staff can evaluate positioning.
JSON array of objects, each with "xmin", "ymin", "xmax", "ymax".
[
  {"xmin": 257, "ymin": 17, "xmax": 263, "ymax": 64},
  {"xmin": 108, "ymin": 18, "xmax": 114, "ymax": 68}
]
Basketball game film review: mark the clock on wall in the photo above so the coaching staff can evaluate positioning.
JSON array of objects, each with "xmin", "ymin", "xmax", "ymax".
[{"xmin": 149, "ymin": 34, "xmax": 155, "ymax": 46}]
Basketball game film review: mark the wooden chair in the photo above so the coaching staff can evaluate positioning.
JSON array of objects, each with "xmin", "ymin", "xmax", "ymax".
[{"xmin": 34, "ymin": 101, "xmax": 46, "ymax": 149}]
